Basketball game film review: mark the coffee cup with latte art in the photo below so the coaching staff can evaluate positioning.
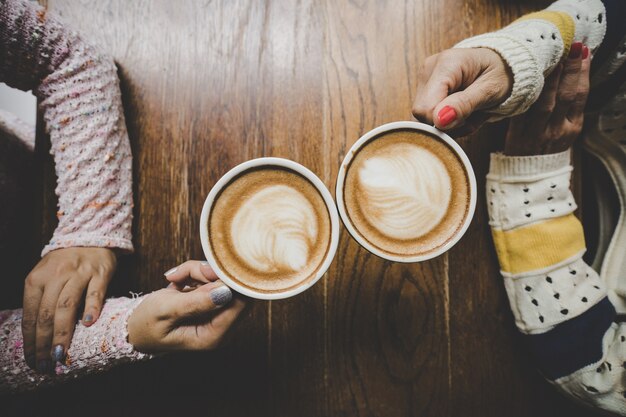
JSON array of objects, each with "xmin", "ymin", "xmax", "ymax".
[
  {"xmin": 336, "ymin": 121, "xmax": 477, "ymax": 262},
  {"xmin": 200, "ymin": 158, "xmax": 340, "ymax": 300}
]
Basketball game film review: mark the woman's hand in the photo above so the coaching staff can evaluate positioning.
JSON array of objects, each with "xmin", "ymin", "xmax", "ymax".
[
  {"xmin": 504, "ymin": 46, "xmax": 590, "ymax": 156},
  {"xmin": 22, "ymin": 247, "xmax": 116, "ymax": 373},
  {"xmin": 127, "ymin": 261, "xmax": 246, "ymax": 352},
  {"xmin": 412, "ymin": 48, "xmax": 513, "ymax": 134}
]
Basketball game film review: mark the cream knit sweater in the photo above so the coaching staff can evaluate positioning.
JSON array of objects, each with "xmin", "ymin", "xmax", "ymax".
[{"xmin": 463, "ymin": 0, "xmax": 626, "ymax": 414}]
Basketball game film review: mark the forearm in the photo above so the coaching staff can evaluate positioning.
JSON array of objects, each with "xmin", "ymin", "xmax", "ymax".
[
  {"xmin": 455, "ymin": 0, "xmax": 607, "ymax": 118},
  {"xmin": 488, "ymin": 151, "xmax": 626, "ymax": 414},
  {"xmin": 0, "ymin": 0, "xmax": 134, "ymax": 256},
  {"xmin": 0, "ymin": 295, "xmax": 150, "ymax": 393},
  {"xmin": 40, "ymin": 54, "xmax": 134, "ymax": 257}
]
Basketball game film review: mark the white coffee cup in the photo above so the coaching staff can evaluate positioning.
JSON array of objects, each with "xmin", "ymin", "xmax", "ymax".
[
  {"xmin": 200, "ymin": 157, "xmax": 340, "ymax": 300},
  {"xmin": 335, "ymin": 121, "xmax": 477, "ymax": 263}
]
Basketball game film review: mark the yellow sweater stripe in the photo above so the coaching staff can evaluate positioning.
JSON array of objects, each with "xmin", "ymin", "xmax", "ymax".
[
  {"xmin": 491, "ymin": 214, "xmax": 585, "ymax": 275},
  {"xmin": 516, "ymin": 11, "xmax": 575, "ymax": 58}
]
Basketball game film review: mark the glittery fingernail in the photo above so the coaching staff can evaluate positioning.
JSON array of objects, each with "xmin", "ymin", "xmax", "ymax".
[
  {"xmin": 164, "ymin": 267, "xmax": 178, "ymax": 276},
  {"xmin": 210, "ymin": 285, "xmax": 232, "ymax": 307},
  {"xmin": 83, "ymin": 314, "xmax": 93, "ymax": 324},
  {"xmin": 52, "ymin": 345, "xmax": 65, "ymax": 363}
]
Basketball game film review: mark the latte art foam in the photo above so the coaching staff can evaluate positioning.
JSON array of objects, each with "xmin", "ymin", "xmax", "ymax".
[
  {"xmin": 357, "ymin": 144, "xmax": 452, "ymax": 240},
  {"xmin": 342, "ymin": 128, "xmax": 471, "ymax": 259},
  {"xmin": 230, "ymin": 185, "xmax": 318, "ymax": 273},
  {"xmin": 208, "ymin": 166, "xmax": 332, "ymax": 294}
]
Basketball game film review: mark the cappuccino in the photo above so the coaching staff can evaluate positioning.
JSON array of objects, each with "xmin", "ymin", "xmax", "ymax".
[
  {"xmin": 337, "ymin": 122, "xmax": 476, "ymax": 262},
  {"xmin": 202, "ymin": 160, "xmax": 338, "ymax": 298}
]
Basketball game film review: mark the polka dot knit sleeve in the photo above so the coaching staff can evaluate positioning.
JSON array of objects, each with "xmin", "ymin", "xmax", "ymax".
[
  {"xmin": 488, "ymin": 150, "xmax": 626, "ymax": 415},
  {"xmin": 0, "ymin": 0, "xmax": 133, "ymax": 256},
  {"xmin": 455, "ymin": 0, "xmax": 607, "ymax": 119},
  {"xmin": 0, "ymin": 295, "xmax": 151, "ymax": 393}
]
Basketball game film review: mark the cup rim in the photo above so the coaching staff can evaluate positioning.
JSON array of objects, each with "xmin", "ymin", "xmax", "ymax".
[
  {"xmin": 335, "ymin": 121, "xmax": 477, "ymax": 263},
  {"xmin": 200, "ymin": 157, "xmax": 340, "ymax": 300}
]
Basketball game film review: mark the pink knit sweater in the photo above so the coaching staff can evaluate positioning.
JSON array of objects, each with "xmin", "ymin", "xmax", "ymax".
[
  {"xmin": 0, "ymin": 295, "xmax": 149, "ymax": 393},
  {"xmin": 0, "ymin": 0, "xmax": 143, "ymax": 393},
  {"xmin": 0, "ymin": 0, "xmax": 133, "ymax": 256}
]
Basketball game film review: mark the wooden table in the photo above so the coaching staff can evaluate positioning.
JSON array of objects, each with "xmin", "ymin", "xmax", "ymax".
[{"xmin": 9, "ymin": 0, "xmax": 595, "ymax": 416}]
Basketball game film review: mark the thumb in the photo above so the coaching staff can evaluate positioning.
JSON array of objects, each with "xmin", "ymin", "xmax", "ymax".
[
  {"xmin": 433, "ymin": 77, "xmax": 502, "ymax": 130},
  {"xmin": 167, "ymin": 282, "xmax": 233, "ymax": 319}
]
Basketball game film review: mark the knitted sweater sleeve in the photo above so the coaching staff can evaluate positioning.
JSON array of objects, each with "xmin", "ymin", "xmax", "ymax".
[
  {"xmin": 0, "ymin": 295, "xmax": 151, "ymax": 393},
  {"xmin": 454, "ymin": 0, "xmax": 607, "ymax": 119},
  {"xmin": 487, "ymin": 150, "xmax": 626, "ymax": 415},
  {"xmin": 0, "ymin": 0, "xmax": 133, "ymax": 256}
]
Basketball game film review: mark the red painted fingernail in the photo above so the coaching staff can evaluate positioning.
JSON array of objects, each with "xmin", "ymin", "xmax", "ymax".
[
  {"xmin": 582, "ymin": 45, "xmax": 589, "ymax": 59},
  {"xmin": 569, "ymin": 42, "xmax": 583, "ymax": 59},
  {"xmin": 438, "ymin": 106, "xmax": 457, "ymax": 127}
]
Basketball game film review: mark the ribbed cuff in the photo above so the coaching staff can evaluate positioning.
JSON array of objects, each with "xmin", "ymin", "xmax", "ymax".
[
  {"xmin": 42, "ymin": 235, "xmax": 134, "ymax": 257},
  {"xmin": 455, "ymin": 34, "xmax": 543, "ymax": 119},
  {"xmin": 489, "ymin": 149, "xmax": 571, "ymax": 178},
  {"xmin": 111, "ymin": 295, "xmax": 149, "ymax": 356}
]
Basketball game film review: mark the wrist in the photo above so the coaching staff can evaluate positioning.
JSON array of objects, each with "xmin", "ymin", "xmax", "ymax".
[
  {"xmin": 126, "ymin": 293, "xmax": 161, "ymax": 353},
  {"xmin": 126, "ymin": 307, "xmax": 144, "ymax": 349}
]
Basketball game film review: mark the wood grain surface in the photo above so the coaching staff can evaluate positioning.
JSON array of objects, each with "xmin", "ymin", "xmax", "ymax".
[{"xmin": 5, "ymin": 0, "xmax": 598, "ymax": 416}]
